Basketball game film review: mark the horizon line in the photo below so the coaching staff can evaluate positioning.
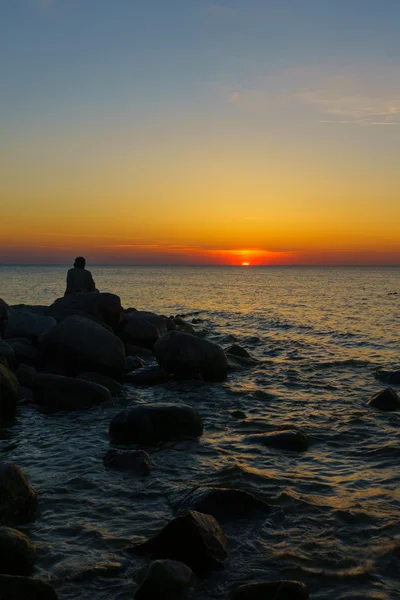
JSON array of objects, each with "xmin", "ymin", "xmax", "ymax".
[{"xmin": 1, "ymin": 263, "xmax": 399, "ymax": 268}]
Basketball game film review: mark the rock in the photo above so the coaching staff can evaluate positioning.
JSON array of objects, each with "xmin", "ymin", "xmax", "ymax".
[
  {"xmin": 9, "ymin": 341, "xmax": 40, "ymax": 367},
  {"xmin": 368, "ymin": 387, "xmax": 400, "ymax": 411},
  {"xmin": 135, "ymin": 510, "xmax": 228, "ymax": 575},
  {"xmin": 32, "ymin": 374, "xmax": 111, "ymax": 411},
  {"xmin": 77, "ymin": 372, "xmax": 123, "ymax": 397},
  {"xmin": 118, "ymin": 312, "xmax": 167, "ymax": 349},
  {"xmin": 124, "ymin": 356, "xmax": 146, "ymax": 372},
  {"xmin": 135, "ymin": 559, "xmax": 196, "ymax": 600},
  {"xmin": 0, "ymin": 365, "xmax": 19, "ymax": 420},
  {"xmin": 46, "ymin": 292, "xmax": 124, "ymax": 330},
  {"xmin": 109, "ymin": 403, "xmax": 203, "ymax": 444},
  {"xmin": 125, "ymin": 345, "xmax": 154, "ymax": 358},
  {"xmin": 0, "ymin": 463, "xmax": 38, "ymax": 525},
  {"xmin": 230, "ymin": 410, "xmax": 247, "ymax": 419},
  {"xmin": 375, "ymin": 369, "xmax": 400, "ymax": 385},
  {"xmin": 39, "ymin": 315, "xmax": 126, "ymax": 377},
  {"xmin": 0, "ymin": 575, "xmax": 58, "ymax": 600},
  {"xmin": 103, "ymin": 449, "xmax": 154, "ymax": 474},
  {"xmin": 0, "ymin": 527, "xmax": 35, "ymax": 576},
  {"xmin": 55, "ymin": 560, "xmax": 122, "ymax": 581},
  {"xmin": 4, "ymin": 310, "xmax": 56, "ymax": 342},
  {"xmin": 226, "ymin": 344, "xmax": 252, "ymax": 359},
  {"xmin": 247, "ymin": 430, "xmax": 309, "ymax": 452},
  {"xmin": 15, "ymin": 364, "xmax": 37, "ymax": 387},
  {"xmin": 177, "ymin": 488, "xmax": 271, "ymax": 521},
  {"xmin": 231, "ymin": 580, "xmax": 309, "ymax": 600},
  {"xmin": 154, "ymin": 331, "xmax": 228, "ymax": 381},
  {"xmin": 0, "ymin": 341, "xmax": 14, "ymax": 369},
  {"xmin": 124, "ymin": 366, "xmax": 170, "ymax": 386},
  {"xmin": 0, "ymin": 299, "xmax": 9, "ymax": 338},
  {"xmin": 125, "ymin": 310, "xmax": 169, "ymax": 336},
  {"xmin": 173, "ymin": 318, "xmax": 196, "ymax": 335}
]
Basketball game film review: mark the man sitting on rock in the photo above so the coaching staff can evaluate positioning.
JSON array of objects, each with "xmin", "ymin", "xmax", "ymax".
[{"xmin": 64, "ymin": 256, "xmax": 97, "ymax": 296}]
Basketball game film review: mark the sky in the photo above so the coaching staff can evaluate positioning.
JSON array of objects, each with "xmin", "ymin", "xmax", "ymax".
[{"xmin": 1, "ymin": 0, "xmax": 400, "ymax": 265}]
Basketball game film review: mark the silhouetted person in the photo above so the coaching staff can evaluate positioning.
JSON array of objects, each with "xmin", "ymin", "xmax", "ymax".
[{"xmin": 64, "ymin": 257, "xmax": 97, "ymax": 296}]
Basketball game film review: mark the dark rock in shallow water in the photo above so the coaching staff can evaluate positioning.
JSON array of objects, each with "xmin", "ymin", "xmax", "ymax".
[
  {"xmin": 134, "ymin": 510, "xmax": 228, "ymax": 576},
  {"xmin": 135, "ymin": 559, "xmax": 196, "ymax": 600},
  {"xmin": 77, "ymin": 372, "xmax": 122, "ymax": 397},
  {"xmin": 118, "ymin": 311, "xmax": 168, "ymax": 349},
  {"xmin": 247, "ymin": 430, "xmax": 309, "ymax": 452},
  {"xmin": 124, "ymin": 365, "xmax": 169, "ymax": 386},
  {"xmin": 226, "ymin": 344, "xmax": 252, "ymax": 359},
  {"xmin": 55, "ymin": 560, "xmax": 122, "ymax": 581},
  {"xmin": 0, "ymin": 527, "xmax": 35, "ymax": 576},
  {"xmin": 103, "ymin": 449, "xmax": 154, "ymax": 474},
  {"xmin": 230, "ymin": 410, "xmax": 247, "ymax": 419},
  {"xmin": 0, "ymin": 365, "xmax": 19, "ymax": 420},
  {"xmin": 46, "ymin": 292, "xmax": 123, "ymax": 330},
  {"xmin": 124, "ymin": 355, "xmax": 146, "ymax": 372},
  {"xmin": 368, "ymin": 387, "xmax": 400, "ymax": 411},
  {"xmin": 109, "ymin": 403, "xmax": 203, "ymax": 444},
  {"xmin": 0, "ymin": 575, "xmax": 58, "ymax": 600},
  {"xmin": 177, "ymin": 488, "xmax": 271, "ymax": 521},
  {"xmin": 125, "ymin": 344, "xmax": 154, "ymax": 358},
  {"xmin": 154, "ymin": 331, "xmax": 228, "ymax": 381},
  {"xmin": 32, "ymin": 373, "xmax": 111, "ymax": 411},
  {"xmin": 0, "ymin": 462, "xmax": 38, "ymax": 525},
  {"xmin": 375, "ymin": 369, "xmax": 400, "ymax": 385},
  {"xmin": 231, "ymin": 580, "xmax": 309, "ymax": 600},
  {"xmin": 173, "ymin": 317, "xmax": 196, "ymax": 335}
]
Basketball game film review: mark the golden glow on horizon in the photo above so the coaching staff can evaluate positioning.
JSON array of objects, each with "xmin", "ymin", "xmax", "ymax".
[{"xmin": 242, "ymin": 262, "xmax": 250, "ymax": 266}]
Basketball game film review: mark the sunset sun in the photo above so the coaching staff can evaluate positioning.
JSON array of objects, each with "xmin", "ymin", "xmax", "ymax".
[{"xmin": 242, "ymin": 262, "xmax": 250, "ymax": 266}]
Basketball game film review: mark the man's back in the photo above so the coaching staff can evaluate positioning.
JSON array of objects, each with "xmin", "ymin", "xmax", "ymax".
[{"xmin": 65, "ymin": 267, "xmax": 96, "ymax": 295}]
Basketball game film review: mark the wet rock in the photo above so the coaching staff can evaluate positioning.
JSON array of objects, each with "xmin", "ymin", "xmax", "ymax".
[
  {"xmin": 226, "ymin": 344, "xmax": 252, "ymax": 359},
  {"xmin": 0, "ymin": 463, "xmax": 38, "ymax": 525},
  {"xmin": 124, "ymin": 366, "xmax": 170, "ymax": 386},
  {"xmin": 0, "ymin": 299, "xmax": 9, "ymax": 339},
  {"xmin": 247, "ymin": 430, "xmax": 309, "ymax": 452},
  {"xmin": 39, "ymin": 315, "xmax": 126, "ymax": 377},
  {"xmin": 375, "ymin": 369, "xmax": 400, "ymax": 385},
  {"xmin": 173, "ymin": 317, "xmax": 196, "ymax": 335},
  {"xmin": 135, "ymin": 559, "xmax": 196, "ymax": 600},
  {"xmin": 177, "ymin": 488, "xmax": 271, "ymax": 521},
  {"xmin": 0, "ymin": 575, "xmax": 58, "ymax": 600},
  {"xmin": 46, "ymin": 292, "xmax": 124, "ymax": 330},
  {"xmin": 109, "ymin": 403, "xmax": 203, "ymax": 444},
  {"xmin": 9, "ymin": 341, "xmax": 40, "ymax": 367},
  {"xmin": 77, "ymin": 372, "xmax": 123, "ymax": 397},
  {"xmin": 119, "ymin": 311, "xmax": 169, "ymax": 349},
  {"xmin": 368, "ymin": 387, "xmax": 400, "ymax": 411},
  {"xmin": 124, "ymin": 356, "xmax": 146, "ymax": 372},
  {"xmin": 230, "ymin": 410, "xmax": 247, "ymax": 419},
  {"xmin": 0, "ymin": 365, "xmax": 19, "ymax": 420},
  {"xmin": 19, "ymin": 386, "xmax": 33, "ymax": 402},
  {"xmin": 135, "ymin": 510, "xmax": 228, "ymax": 576},
  {"xmin": 0, "ymin": 341, "xmax": 14, "ymax": 369},
  {"xmin": 55, "ymin": 560, "xmax": 123, "ymax": 581},
  {"xmin": 15, "ymin": 364, "xmax": 37, "ymax": 387},
  {"xmin": 103, "ymin": 449, "xmax": 154, "ymax": 474},
  {"xmin": 154, "ymin": 331, "xmax": 228, "ymax": 381},
  {"xmin": 231, "ymin": 580, "xmax": 309, "ymax": 600},
  {"xmin": 32, "ymin": 374, "xmax": 111, "ymax": 411},
  {"xmin": 4, "ymin": 310, "xmax": 56, "ymax": 342},
  {"xmin": 0, "ymin": 527, "xmax": 35, "ymax": 576},
  {"xmin": 125, "ymin": 345, "xmax": 154, "ymax": 358}
]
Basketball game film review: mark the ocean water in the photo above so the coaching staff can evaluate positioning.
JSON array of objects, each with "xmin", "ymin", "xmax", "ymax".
[{"xmin": 0, "ymin": 265, "xmax": 400, "ymax": 599}]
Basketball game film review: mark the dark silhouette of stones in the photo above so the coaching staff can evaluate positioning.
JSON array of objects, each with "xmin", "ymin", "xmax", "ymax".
[
  {"xmin": 0, "ymin": 463, "xmax": 37, "ymax": 525},
  {"xmin": 232, "ymin": 580, "xmax": 309, "ymax": 600},
  {"xmin": 0, "ymin": 575, "xmax": 58, "ymax": 600},
  {"xmin": 32, "ymin": 374, "xmax": 111, "ymax": 411},
  {"xmin": 247, "ymin": 430, "xmax": 309, "ymax": 452},
  {"xmin": 103, "ymin": 449, "xmax": 154, "ymax": 474},
  {"xmin": 0, "ymin": 365, "xmax": 19, "ymax": 420},
  {"xmin": 9, "ymin": 341, "xmax": 40, "ymax": 367},
  {"xmin": 54, "ymin": 560, "xmax": 122, "ymax": 582},
  {"xmin": 39, "ymin": 315, "xmax": 126, "ymax": 377},
  {"xmin": 0, "ymin": 527, "xmax": 35, "ymax": 576},
  {"xmin": 230, "ymin": 410, "xmax": 247, "ymax": 419},
  {"xmin": 46, "ymin": 292, "xmax": 123, "ymax": 330},
  {"xmin": 375, "ymin": 369, "xmax": 400, "ymax": 385},
  {"xmin": 226, "ymin": 344, "xmax": 252, "ymax": 359},
  {"xmin": 15, "ymin": 364, "xmax": 37, "ymax": 387},
  {"xmin": 135, "ymin": 510, "xmax": 228, "ymax": 576},
  {"xmin": 368, "ymin": 387, "xmax": 400, "ymax": 411},
  {"xmin": 109, "ymin": 403, "xmax": 203, "ymax": 444},
  {"xmin": 154, "ymin": 331, "xmax": 228, "ymax": 381},
  {"xmin": 0, "ymin": 341, "xmax": 14, "ymax": 369},
  {"xmin": 5, "ymin": 310, "xmax": 56, "ymax": 342},
  {"xmin": 77, "ymin": 372, "xmax": 123, "ymax": 397},
  {"xmin": 124, "ymin": 356, "xmax": 146, "ymax": 372},
  {"xmin": 177, "ymin": 488, "xmax": 271, "ymax": 521},
  {"xmin": 135, "ymin": 559, "xmax": 196, "ymax": 600},
  {"xmin": 125, "ymin": 345, "xmax": 154, "ymax": 358},
  {"xmin": 0, "ymin": 299, "xmax": 8, "ymax": 339},
  {"xmin": 119, "ymin": 311, "xmax": 169, "ymax": 349},
  {"xmin": 124, "ymin": 366, "xmax": 169, "ymax": 386},
  {"xmin": 173, "ymin": 318, "xmax": 196, "ymax": 335}
]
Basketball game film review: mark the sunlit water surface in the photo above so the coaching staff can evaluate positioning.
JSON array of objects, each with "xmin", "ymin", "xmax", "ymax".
[{"xmin": 1, "ymin": 266, "xmax": 399, "ymax": 599}]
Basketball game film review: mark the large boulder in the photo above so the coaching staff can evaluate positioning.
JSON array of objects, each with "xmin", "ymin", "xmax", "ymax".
[
  {"xmin": 39, "ymin": 315, "xmax": 126, "ymax": 377},
  {"xmin": 154, "ymin": 331, "xmax": 228, "ymax": 381},
  {"xmin": 247, "ymin": 430, "xmax": 308, "ymax": 452},
  {"xmin": 176, "ymin": 488, "xmax": 271, "ymax": 521},
  {"xmin": 109, "ymin": 403, "xmax": 203, "ymax": 444},
  {"xmin": 76, "ymin": 372, "xmax": 123, "ymax": 397},
  {"xmin": 46, "ymin": 292, "xmax": 123, "ymax": 330},
  {"xmin": 231, "ymin": 580, "xmax": 309, "ymax": 600},
  {"xmin": 0, "ymin": 341, "xmax": 14, "ymax": 369},
  {"xmin": 135, "ymin": 559, "xmax": 196, "ymax": 600},
  {"xmin": 118, "ymin": 311, "xmax": 169, "ymax": 349},
  {"xmin": 135, "ymin": 511, "xmax": 228, "ymax": 575},
  {"xmin": 9, "ymin": 341, "xmax": 40, "ymax": 368},
  {"xmin": 0, "ymin": 463, "xmax": 37, "ymax": 525},
  {"xmin": 0, "ymin": 527, "xmax": 35, "ymax": 576},
  {"xmin": 32, "ymin": 374, "xmax": 111, "ymax": 411},
  {"xmin": 0, "ymin": 365, "xmax": 19, "ymax": 420},
  {"xmin": 103, "ymin": 449, "xmax": 154, "ymax": 475},
  {"xmin": 0, "ymin": 575, "xmax": 58, "ymax": 600},
  {"xmin": 0, "ymin": 299, "xmax": 9, "ymax": 339},
  {"xmin": 368, "ymin": 387, "xmax": 400, "ymax": 411},
  {"xmin": 4, "ymin": 310, "xmax": 56, "ymax": 342},
  {"xmin": 15, "ymin": 364, "xmax": 37, "ymax": 387}
]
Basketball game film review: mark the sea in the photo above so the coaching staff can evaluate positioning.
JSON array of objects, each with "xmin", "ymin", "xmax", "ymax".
[{"xmin": 0, "ymin": 265, "xmax": 399, "ymax": 599}]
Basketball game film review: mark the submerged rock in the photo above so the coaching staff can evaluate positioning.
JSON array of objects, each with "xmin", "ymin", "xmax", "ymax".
[
  {"xmin": 176, "ymin": 488, "xmax": 271, "ymax": 521},
  {"xmin": 226, "ymin": 344, "xmax": 252, "ymax": 359},
  {"xmin": 103, "ymin": 449, "xmax": 154, "ymax": 474},
  {"xmin": 375, "ymin": 369, "xmax": 400, "ymax": 385},
  {"xmin": 0, "ymin": 527, "xmax": 35, "ymax": 576},
  {"xmin": 230, "ymin": 410, "xmax": 247, "ymax": 420},
  {"xmin": 231, "ymin": 580, "xmax": 309, "ymax": 600},
  {"xmin": 247, "ymin": 430, "xmax": 309, "ymax": 452},
  {"xmin": 0, "ymin": 463, "xmax": 38, "ymax": 525},
  {"xmin": 0, "ymin": 575, "xmax": 58, "ymax": 600},
  {"xmin": 0, "ymin": 365, "xmax": 19, "ymax": 420},
  {"xmin": 134, "ymin": 510, "xmax": 229, "ymax": 576},
  {"xmin": 124, "ymin": 365, "xmax": 169, "ymax": 386},
  {"xmin": 54, "ymin": 560, "xmax": 122, "ymax": 582},
  {"xmin": 368, "ymin": 387, "xmax": 400, "ymax": 411},
  {"xmin": 76, "ymin": 372, "xmax": 123, "ymax": 397},
  {"xmin": 154, "ymin": 331, "xmax": 228, "ymax": 381},
  {"xmin": 173, "ymin": 317, "xmax": 196, "ymax": 335},
  {"xmin": 109, "ymin": 403, "xmax": 203, "ymax": 444},
  {"xmin": 135, "ymin": 559, "xmax": 196, "ymax": 600},
  {"xmin": 32, "ymin": 374, "xmax": 111, "ymax": 411}
]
